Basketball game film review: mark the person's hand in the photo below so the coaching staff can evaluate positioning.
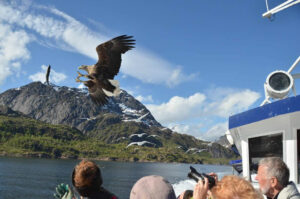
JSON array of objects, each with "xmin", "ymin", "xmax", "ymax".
[
  {"xmin": 178, "ymin": 191, "xmax": 185, "ymax": 199},
  {"xmin": 193, "ymin": 177, "xmax": 209, "ymax": 199},
  {"xmin": 54, "ymin": 183, "xmax": 74, "ymax": 199},
  {"xmin": 208, "ymin": 172, "xmax": 218, "ymax": 182}
]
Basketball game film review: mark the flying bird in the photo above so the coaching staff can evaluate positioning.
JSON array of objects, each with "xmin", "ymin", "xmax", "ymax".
[
  {"xmin": 45, "ymin": 65, "xmax": 51, "ymax": 85},
  {"xmin": 76, "ymin": 35, "xmax": 135, "ymax": 105}
]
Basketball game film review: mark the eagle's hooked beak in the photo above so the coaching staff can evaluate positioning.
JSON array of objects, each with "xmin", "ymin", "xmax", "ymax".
[{"xmin": 78, "ymin": 65, "xmax": 88, "ymax": 71}]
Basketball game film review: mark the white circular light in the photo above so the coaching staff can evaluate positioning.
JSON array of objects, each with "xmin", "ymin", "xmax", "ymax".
[{"xmin": 265, "ymin": 70, "xmax": 293, "ymax": 99}]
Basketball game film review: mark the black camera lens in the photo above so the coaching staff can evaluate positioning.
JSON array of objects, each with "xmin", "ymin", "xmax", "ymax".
[{"xmin": 187, "ymin": 166, "xmax": 216, "ymax": 189}]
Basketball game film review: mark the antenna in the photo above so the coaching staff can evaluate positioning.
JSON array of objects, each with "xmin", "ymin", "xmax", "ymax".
[
  {"xmin": 261, "ymin": 56, "xmax": 300, "ymax": 106},
  {"xmin": 263, "ymin": 0, "xmax": 300, "ymax": 19}
]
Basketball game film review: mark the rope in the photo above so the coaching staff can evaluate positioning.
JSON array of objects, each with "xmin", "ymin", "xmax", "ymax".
[{"xmin": 265, "ymin": 0, "xmax": 269, "ymax": 11}]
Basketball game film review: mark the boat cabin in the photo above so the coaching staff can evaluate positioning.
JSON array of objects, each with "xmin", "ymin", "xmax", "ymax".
[{"xmin": 228, "ymin": 95, "xmax": 300, "ymax": 184}]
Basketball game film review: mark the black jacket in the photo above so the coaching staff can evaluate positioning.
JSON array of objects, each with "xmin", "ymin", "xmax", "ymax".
[{"xmin": 81, "ymin": 187, "xmax": 118, "ymax": 199}]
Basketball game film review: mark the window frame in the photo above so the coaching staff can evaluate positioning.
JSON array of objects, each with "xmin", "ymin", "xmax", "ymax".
[{"xmin": 247, "ymin": 130, "xmax": 285, "ymax": 182}]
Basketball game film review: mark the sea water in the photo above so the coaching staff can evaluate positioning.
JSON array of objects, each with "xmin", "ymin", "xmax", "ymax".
[{"xmin": 0, "ymin": 157, "xmax": 232, "ymax": 199}]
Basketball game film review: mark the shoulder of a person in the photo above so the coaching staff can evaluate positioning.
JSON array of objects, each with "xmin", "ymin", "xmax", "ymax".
[{"xmin": 278, "ymin": 181, "xmax": 300, "ymax": 199}]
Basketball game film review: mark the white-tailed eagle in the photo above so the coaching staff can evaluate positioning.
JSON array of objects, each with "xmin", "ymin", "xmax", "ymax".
[{"xmin": 76, "ymin": 35, "xmax": 135, "ymax": 105}]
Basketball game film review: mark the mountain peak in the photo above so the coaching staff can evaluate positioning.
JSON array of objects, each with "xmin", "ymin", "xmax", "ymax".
[{"xmin": 0, "ymin": 81, "xmax": 160, "ymax": 132}]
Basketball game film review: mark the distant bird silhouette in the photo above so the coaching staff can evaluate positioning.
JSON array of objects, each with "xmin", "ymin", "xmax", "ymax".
[
  {"xmin": 76, "ymin": 35, "xmax": 135, "ymax": 105},
  {"xmin": 45, "ymin": 65, "xmax": 51, "ymax": 85}
]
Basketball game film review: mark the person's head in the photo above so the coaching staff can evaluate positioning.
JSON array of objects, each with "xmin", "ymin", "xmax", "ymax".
[
  {"xmin": 72, "ymin": 160, "xmax": 103, "ymax": 197},
  {"xmin": 130, "ymin": 175, "xmax": 176, "ymax": 199},
  {"xmin": 255, "ymin": 157, "xmax": 289, "ymax": 197},
  {"xmin": 211, "ymin": 175, "xmax": 263, "ymax": 199},
  {"xmin": 179, "ymin": 190, "xmax": 193, "ymax": 199},
  {"xmin": 182, "ymin": 190, "xmax": 193, "ymax": 199}
]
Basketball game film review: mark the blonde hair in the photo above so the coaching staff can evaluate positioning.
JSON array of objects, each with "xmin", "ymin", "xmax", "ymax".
[{"xmin": 211, "ymin": 175, "xmax": 263, "ymax": 199}]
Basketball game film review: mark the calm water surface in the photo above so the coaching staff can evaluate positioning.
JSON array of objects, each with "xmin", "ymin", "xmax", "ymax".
[{"xmin": 0, "ymin": 157, "xmax": 232, "ymax": 199}]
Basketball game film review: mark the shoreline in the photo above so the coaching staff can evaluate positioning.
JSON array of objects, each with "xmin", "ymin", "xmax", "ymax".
[{"xmin": 0, "ymin": 152, "xmax": 230, "ymax": 165}]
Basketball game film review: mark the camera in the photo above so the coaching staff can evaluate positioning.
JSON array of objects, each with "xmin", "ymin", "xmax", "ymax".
[{"xmin": 187, "ymin": 166, "xmax": 216, "ymax": 189}]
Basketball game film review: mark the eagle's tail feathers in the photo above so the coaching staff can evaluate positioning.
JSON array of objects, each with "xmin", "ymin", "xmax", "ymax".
[{"xmin": 102, "ymin": 79, "xmax": 120, "ymax": 97}]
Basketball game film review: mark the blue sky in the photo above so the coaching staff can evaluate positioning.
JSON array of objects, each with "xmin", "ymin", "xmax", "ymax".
[{"xmin": 0, "ymin": 0, "xmax": 299, "ymax": 141}]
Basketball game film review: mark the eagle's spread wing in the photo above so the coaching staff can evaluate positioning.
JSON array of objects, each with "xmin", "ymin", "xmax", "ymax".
[
  {"xmin": 96, "ymin": 35, "xmax": 135, "ymax": 79},
  {"xmin": 86, "ymin": 79, "xmax": 109, "ymax": 105}
]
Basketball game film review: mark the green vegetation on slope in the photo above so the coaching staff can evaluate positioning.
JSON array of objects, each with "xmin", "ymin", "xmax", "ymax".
[{"xmin": 0, "ymin": 115, "xmax": 233, "ymax": 164}]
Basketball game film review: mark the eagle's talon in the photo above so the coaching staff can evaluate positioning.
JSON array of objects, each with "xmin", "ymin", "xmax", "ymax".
[
  {"xmin": 77, "ymin": 71, "xmax": 83, "ymax": 77},
  {"xmin": 75, "ymin": 77, "xmax": 82, "ymax": 82},
  {"xmin": 77, "ymin": 71, "xmax": 90, "ymax": 78}
]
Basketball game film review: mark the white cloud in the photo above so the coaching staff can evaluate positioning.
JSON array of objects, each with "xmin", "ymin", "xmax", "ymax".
[
  {"xmin": 167, "ymin": 122, "xmax": 227, "ymax": 141},
  {"xmin": 0, "ymin": 23, "xmax": 31, "ymax": 84},
  {"xmin": 168, "ymin": 123, "xmax": 204, "ymax": 135},
  {"xmin": 77, "ymin": 83, "xmax": 85, "ymax": 89},
  {"xmin": 146, "ymin": 88, "xmax": 260, "ymax": 141},
  {"xmin": 29, "ymin": 65, "xmax": 67, "ymax": 84},
  {"xmin": 203, "ymin": 88, "xmax": 261, "ymax": 118},
  {"xmin": 123, "ymin": 50, "xmax": 195, "ymax": 87},
  {"xmin": 146, "ymin": 93, "xmax": 206, "ymax": 124},
  {"xmin": 166, "ymin": 122, "xmax": 227, "ymax": 141},
  {"xmin": 0, "ymin": 0, "xmax": 193, "ymax": 87},
  {"xmin": 214, "ymin": 89, "xmax": 261, "ymax": 117},
  {"xmin": 136, "ymin": 95, "xmax": 154, "ymax": 103},
  {"xmin": 198, "ymin": 122, "xmax": 228, "ymax": 141}
]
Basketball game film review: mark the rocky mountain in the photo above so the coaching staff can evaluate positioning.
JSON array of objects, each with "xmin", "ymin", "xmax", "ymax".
[
  {"xmin": 0, "ymin": 82, "xmax": 236, "ymax": 161},
  {"xmin": 0, "ymin": 82, "xmax": 159, "ymax": 131},
  {"xmin": 215, "ymin": 135, "xmax": 231, "ymax": 148}
]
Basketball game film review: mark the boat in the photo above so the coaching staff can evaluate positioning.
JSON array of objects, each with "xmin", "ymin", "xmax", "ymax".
[{"xmin": 227, "ymin": 56, "xmax": 300, "ymax": 188}]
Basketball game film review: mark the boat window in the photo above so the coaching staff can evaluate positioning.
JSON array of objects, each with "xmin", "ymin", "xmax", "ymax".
[{"xmin": 248, "ymin": 133, "xmax": 283, "ymax": 181}]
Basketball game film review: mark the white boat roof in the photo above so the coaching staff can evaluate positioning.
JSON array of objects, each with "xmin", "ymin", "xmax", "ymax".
[{"xmin": 229, "ymin": 95, "xmax": 300, "ymax": 129}]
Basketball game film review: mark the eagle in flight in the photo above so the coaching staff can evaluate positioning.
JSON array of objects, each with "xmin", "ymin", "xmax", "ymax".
[{"xmin": 76, "ymin": 35, "xmax": 135, "ymax": 105}]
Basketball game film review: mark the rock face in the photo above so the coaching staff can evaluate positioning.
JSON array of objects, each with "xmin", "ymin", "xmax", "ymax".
[
  {"xmin": 215, "ymin": 135, "xmax": 231, "ymax": 148},
  {"xmin": 0, "ymin": 105, "xmax": 24, "ymax": 117},
  {"xmin": 0, "ymin": 82, "xmax": 236, "ymax": 159}
]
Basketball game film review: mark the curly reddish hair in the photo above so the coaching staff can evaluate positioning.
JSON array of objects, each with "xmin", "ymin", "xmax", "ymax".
[
  {"xmin": 211, "ymin": 175, "xmax": 263, "ymax": 199},
  {"xmin": 72, "ymin": 160, "xmax": 103, "ymax": 197}
]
